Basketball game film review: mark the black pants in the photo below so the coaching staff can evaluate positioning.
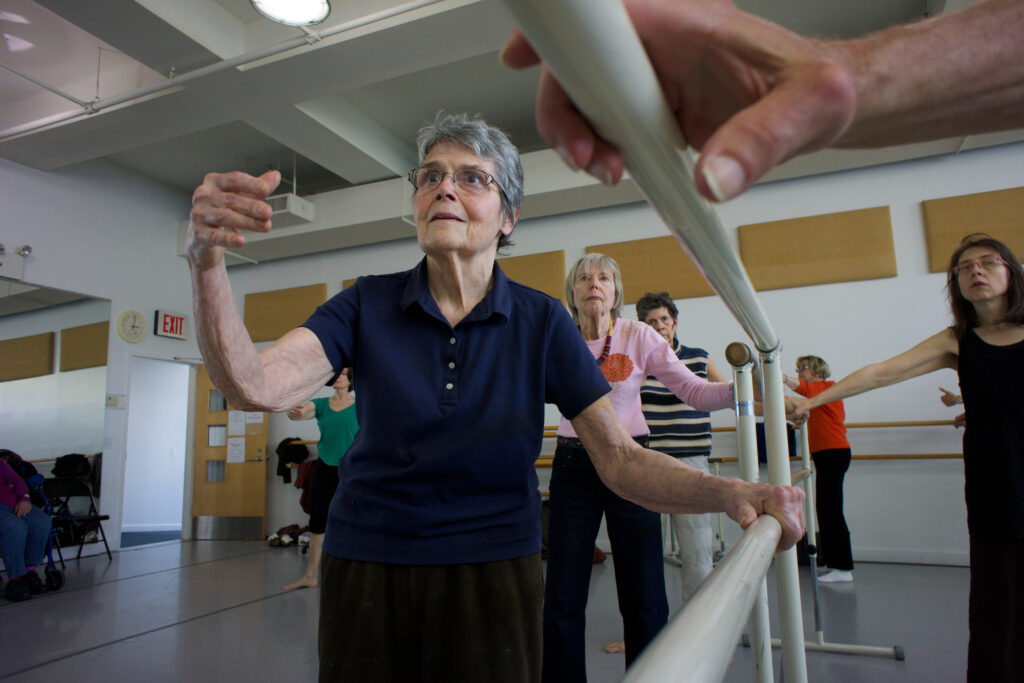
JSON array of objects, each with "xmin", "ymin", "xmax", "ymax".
[
  {"xmin": 811, "ymin": 448, "xmax": 853, "ymax": 570},
  {"xmin": 319, "ymin": 553, "xmax": 543, "ymax": 682},
  {"xmin": 968, "ymin": 535, "xmax": 1024, "ymax": 682}
]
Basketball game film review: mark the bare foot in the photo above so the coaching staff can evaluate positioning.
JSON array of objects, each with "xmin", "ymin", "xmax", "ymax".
[
  {"xmin": 603, "ymin": 641, "xmax": 625, "ymax": 654},
  {"xmin": 283, "ymin": 575, "xmax": 318, "ymax": 591}
]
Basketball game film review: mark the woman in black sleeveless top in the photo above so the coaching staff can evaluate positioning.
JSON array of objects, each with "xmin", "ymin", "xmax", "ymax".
[{"xmin": 790, "ymin": 233, "xmax": 1024, "ymax": 682}]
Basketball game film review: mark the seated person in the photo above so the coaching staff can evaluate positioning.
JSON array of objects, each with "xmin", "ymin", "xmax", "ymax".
[{"xmin": 1, "ymin": 458, "xmax": 52, "ymax": 601}]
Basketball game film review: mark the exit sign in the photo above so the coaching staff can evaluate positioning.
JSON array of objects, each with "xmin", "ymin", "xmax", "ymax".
[{"xmin": 155, "ymin": 310, "xmax": 188, "ymax": 340}]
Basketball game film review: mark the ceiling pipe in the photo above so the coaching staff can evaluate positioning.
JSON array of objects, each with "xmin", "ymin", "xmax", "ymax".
[
  {"xmin": 0, "ymin": 62, "xmax": 91, "ymax": 108},
  {"xmin": 0, "ymin": 0, "xmax": 444, "ymax": 142}
]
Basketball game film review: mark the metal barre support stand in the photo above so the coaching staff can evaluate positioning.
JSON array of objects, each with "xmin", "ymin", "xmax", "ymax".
[
  {"xmin": 728, "ymin": 343, "xmax": 774, "ymax": 683},
  {"xmin": 741, "ymin": 422, "xmax": 906, "ymax": 661}
]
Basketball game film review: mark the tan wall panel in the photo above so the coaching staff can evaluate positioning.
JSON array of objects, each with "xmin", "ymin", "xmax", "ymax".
[
  {"xmin": 586, "ymin": 236, "xmax": 714, "ymax": 303},
  {"xmin": 60, "ymin": 321, "xmax": 109, "ymax": 372},
  {"xmin": 498, "ymin": 250, "xmax": 566, "ymax": 301},
  {"xmin": 738, "ymin": 207, "xmax": 896, "ymax": 291},
  {"xmin": 0, "ymin": 332, "xmax": 55, "ymax": 382},
  {"xmin": 244, "ymin": 283, "xmax": 327, "ymax": 342},
  {"xmin": 342, "ymin": 278, "xmax": 357, "ymax": 290},
  {"xmin": 921, "ymin": 186, "xmax": 1024, "ymax": 272}
]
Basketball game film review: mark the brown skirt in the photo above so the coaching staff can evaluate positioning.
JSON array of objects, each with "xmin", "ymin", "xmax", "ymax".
[{"xmin": 318, "ymin": 552, "xmax": 542, "ymax": 683}]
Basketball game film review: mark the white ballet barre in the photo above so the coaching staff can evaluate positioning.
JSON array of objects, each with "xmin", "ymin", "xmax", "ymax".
[
  {"xmin": 622, "ymin": 515, "xmax": 783, "ymax": 683},
  {"xmin": 500, "ymin": 0, "xmax": 808, "ymax": 680}
]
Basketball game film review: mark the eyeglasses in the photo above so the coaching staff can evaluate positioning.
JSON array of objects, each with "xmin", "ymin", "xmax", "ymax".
[
  {"xmin": 408, "ymin": 167, "xmax": 503, "ymax": 196},
  {"xmin": 953, "ymin": 257, "xmax": 1007, "ymax": 277},
  {"xmin": 796, "ymin": 366, "xmax": 811, "ymax": 372}
]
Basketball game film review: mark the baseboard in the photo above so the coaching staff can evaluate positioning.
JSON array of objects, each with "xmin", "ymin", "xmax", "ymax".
[
  {"xmin": 855, "ymin": 548, "xmax": 969, "ymax": 567},
  {"xmin": 121, "ymin": 523, "xmax": 182, "ymax": 533}
]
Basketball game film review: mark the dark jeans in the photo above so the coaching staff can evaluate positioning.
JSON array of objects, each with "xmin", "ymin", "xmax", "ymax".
[
  {"xmin": 968, "ymin": 535, "xmax": 1024, "ymax": 682},
  {"xmin": 542, "ymin": 436, "xmax": 666, "ymax": 683},
  {"xmin": 811, "ymin": 448, "xmax": 853, "ymax": 571},
  {"xmin": 319, "ymin": 552, "xmax": 542, "ymax": 683},
  {"xmin": 0, "ymin": 503, "xmax": 50, "ymax": 578}
]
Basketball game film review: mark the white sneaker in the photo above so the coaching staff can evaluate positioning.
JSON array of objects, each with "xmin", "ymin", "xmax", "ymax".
[{"xmin": 818, "ymin": 570, "xmax": 853, "ymax": 583}]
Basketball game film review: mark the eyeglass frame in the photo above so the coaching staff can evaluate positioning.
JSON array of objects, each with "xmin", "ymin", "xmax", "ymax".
[
  {"xmin": 952, "ymin": 256, "xmax": 1008, "ymax": 277},
  {"xmin": 407, "ymin": 166, "xmax": 507, "ymax": 200}
]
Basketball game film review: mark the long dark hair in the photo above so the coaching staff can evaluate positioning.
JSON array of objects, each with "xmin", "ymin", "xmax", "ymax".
[{"xmin": 946, "ymin": 233, "xmax": 1024, "ymax": 340}]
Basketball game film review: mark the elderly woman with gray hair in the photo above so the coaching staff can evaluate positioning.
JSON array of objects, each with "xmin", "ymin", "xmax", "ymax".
[
  {"xmin": 543, "ymin": 253, "xmax": 740, "ymax": 681},
  {"xmin": 185, "ymin": 111, "xmax": 804, "ymax": 682}
]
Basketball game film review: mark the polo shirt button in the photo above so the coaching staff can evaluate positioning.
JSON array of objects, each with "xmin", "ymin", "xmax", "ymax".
[
  {"xmin": 449, "ymin": 337, "xmax": 456, "ymax": 345},
  {"xmin": 446, "ymin": 382, "xmax": 454, "ymax": 390},
  {"xmin": 448, "ymin": 362, "xmax": 455, "ymax": 369}
]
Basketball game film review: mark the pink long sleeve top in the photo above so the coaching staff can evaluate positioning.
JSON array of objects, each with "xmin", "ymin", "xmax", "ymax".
[
  {"xmin": 558, "ymin": 318, "xmax": 734, "ymax": 438},
  {"xmin": 0, "ymin": 458, "xmax": 30, "ymax": 509}
]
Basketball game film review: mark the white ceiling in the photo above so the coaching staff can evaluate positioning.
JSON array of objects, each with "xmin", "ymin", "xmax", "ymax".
[{"xmin": 1, "ymin": 0, "xmax": 1021, "ymax": 314}]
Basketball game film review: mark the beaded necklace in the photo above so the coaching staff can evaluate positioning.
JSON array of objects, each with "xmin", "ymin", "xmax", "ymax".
[{"xmin": 593, "ymin": 317, "xmax": 614, "ymax": 366}]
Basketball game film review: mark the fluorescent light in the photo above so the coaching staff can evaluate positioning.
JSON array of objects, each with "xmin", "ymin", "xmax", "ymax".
[{"xmin": 251, "ymin": 0, "xmax": 330, "ymax": 26}]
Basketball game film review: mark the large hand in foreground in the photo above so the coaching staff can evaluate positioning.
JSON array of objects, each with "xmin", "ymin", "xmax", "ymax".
[
  {"xmin": 727, "ymin": 482, "xmax": 806, "ymax": 551},
  {"xmin": 501, "ymin": 0, "xmax": 856, "ymax": 201},
  {"xmin": 187, "ymin": 170, "xmax": 281, "ymax": 268}
]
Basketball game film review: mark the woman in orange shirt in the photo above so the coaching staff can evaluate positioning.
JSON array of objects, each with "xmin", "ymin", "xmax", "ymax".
[{"xmin": 784, "ymin": 356, "xmax": 853, "ymax": 583}]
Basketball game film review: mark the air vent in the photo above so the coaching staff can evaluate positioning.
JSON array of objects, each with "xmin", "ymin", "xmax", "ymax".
[{"xmin": 266, "ymin": 193, "xmax": 315, "ymax": 227}]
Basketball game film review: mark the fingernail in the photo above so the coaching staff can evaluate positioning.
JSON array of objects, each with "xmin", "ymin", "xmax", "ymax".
[
  {"xmin": 702, "ymin": 155, "xmax": 745, "ymax": 202},
  {"xmin": 555, "ymin": 145, "xmax": 580, "ymax": 172},
  {"xmin": 587, "ymin": 162, "xmax": 613, "ymax": 186}
]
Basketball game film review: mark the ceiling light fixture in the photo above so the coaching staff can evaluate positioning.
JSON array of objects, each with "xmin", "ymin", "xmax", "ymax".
[{"xmin": 251, "ymin": 0, "xmax": 330, "ymax": 26}]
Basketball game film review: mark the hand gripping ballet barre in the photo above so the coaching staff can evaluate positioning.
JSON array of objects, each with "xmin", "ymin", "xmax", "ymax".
[{"xmin": 499, "ymin": 1, "xmax": 806, "ymax": 679}]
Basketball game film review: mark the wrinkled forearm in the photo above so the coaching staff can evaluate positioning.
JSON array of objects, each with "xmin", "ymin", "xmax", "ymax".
[
  {"xmin": 597, "ymin": 442, "xmax": 749, "ymax": 514},
  {"xmin": 189, "ymin": 261, "xmax": 332, "ymax": 413},
  {"xmin": 190, "ymin": 260, "xmax": 272, "ymax": 410},
  {"xmin": 835, "ymin": 0, "xmax": 1024, "ymax": 148}
]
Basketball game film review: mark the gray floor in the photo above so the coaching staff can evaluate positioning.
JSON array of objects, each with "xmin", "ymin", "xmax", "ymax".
[{"xmin": 0, "ymin": 541, "xmax": 969, "ymax": 682}]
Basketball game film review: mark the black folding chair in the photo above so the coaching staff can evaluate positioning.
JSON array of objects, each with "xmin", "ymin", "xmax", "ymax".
[{"xmin": 42, "ymin": 477, "xmax": 112, "ymax": 562}]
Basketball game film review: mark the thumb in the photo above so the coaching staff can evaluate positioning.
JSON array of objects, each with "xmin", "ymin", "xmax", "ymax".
[
  {"xmin": 736, "ymin": 502, "xmax": 758, "ymax": 530},
  {"xmin": 500, "ymin": 28, "xmax": 540, "ymax": 68},
  {"xmin": 258, "ymin": 170, "xmax": 282, "ymax": 197},
  {"xmin": 695, "ymin": 64, "xmax": 856, "ymax": 202}
]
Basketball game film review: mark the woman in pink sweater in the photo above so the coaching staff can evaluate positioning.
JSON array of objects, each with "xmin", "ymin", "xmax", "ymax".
[{"xmin": 543, "ymin": 253, "xmax": 735, "ymax": 681}]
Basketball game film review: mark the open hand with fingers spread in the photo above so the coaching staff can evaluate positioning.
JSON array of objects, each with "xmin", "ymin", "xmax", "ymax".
[
  {"xmin": 500, "ymin": 0, "xmax": 856, "ymax": 201},
  {"xmin": 187, "ymin": 170, "xmax": 281, "ymax": 268}
]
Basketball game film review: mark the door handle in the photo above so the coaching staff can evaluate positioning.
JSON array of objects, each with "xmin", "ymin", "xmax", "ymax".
[{"xmin": 246, "ymin": 456, "xmax": 264, "ymax": 462}]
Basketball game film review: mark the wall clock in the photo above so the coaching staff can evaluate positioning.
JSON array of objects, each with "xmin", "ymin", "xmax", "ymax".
[{"xmin": 117, "ymin": 309, "xmax": 147, "ymax": 343}]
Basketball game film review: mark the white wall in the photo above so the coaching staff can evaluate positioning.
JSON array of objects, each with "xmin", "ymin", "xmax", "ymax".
[
  {"xmin": 3, "ymin": 140, "xmax": 1022, "ymax": 564},
  {"xmin": 122, "ymin": 356, "xmax": 190, "ymax": 533}
]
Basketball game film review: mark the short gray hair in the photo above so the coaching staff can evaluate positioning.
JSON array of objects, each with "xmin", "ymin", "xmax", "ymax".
[
  {"xmin": 565, "ymin": 253, "xmax": 624, "ymax": 323},
  {"xmin": 416, "ymin": 111, "xmax": 523, "ymax": 250}
]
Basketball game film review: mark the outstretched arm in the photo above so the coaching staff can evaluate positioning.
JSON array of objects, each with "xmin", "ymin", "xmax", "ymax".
[
  {"xmin": 573, "ymin": 395, "xmax": 805, "ymax": 549},
  {"xmin": 288, "ymin": 402, "xmax": 317, "ymax": 421},
  {"xmin": 502, "ymin": 0, "xmax": 1024, "ymax": 201},
  {"xmin": 791, "ymin": 328, "xmax": 960, "ymax": 421},
  {"xmin": 188, "ymin": 171, "xmax": 335, "ymax": 412}
]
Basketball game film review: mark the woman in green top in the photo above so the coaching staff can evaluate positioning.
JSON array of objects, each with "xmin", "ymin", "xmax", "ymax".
[{"xmin": 284, "ymin": 368, "xmax": 358, "ymax": 591}]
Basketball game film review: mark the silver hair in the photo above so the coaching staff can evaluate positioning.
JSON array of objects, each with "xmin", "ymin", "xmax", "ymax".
[
  {"xmin": 565, "ymin": 253, "xmax": 624, "ymax": 323},
  {"xmin": 416, "ymin": 111, "xmax": 523, "ymax": 250}
]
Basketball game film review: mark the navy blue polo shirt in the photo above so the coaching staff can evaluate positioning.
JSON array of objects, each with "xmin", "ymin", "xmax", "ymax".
[{"xmin": 303, "ymin": 258, "xmax": 610, "ymax": 564}]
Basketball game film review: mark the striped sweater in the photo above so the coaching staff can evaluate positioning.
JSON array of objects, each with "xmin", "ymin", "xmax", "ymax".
[{"xmin": 640, "ymin": 343, "xmax": 712, "ymax": 457}]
